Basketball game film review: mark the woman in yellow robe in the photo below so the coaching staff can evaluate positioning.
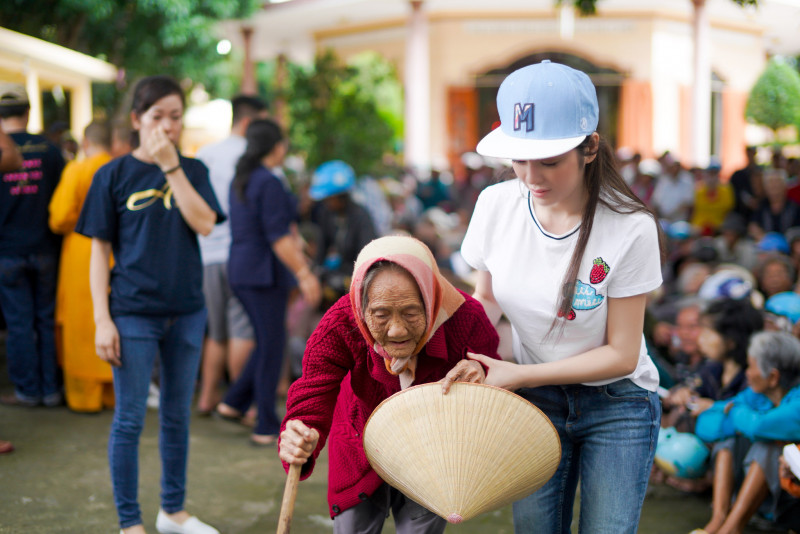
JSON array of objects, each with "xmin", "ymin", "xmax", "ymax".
[{"xmin": 49, "ymin": 121, "xmax": 115, "ymax": 412}]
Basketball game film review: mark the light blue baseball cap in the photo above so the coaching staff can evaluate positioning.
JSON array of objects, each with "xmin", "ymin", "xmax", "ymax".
[{"xmin": 476, "ymin": 60, "xmax": 599, "ymax": 160}]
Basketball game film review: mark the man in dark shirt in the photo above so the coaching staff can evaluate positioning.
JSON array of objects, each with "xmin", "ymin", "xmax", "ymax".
[
  {"xmin": 0, "ymin": 83, "xmax": 65, "ymax": 407},
  {"xmin": 309, "ymin": 160, "xmax": 378, "ymax": 310},
  {"xmin": 729, "ymin": 145, "xmax": 762, "ymax": 220}
]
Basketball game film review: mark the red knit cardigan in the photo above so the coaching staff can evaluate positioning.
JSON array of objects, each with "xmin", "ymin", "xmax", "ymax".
[{"xmin": 280, "ymin": 290, "xmax": 500, "ymax": 517}]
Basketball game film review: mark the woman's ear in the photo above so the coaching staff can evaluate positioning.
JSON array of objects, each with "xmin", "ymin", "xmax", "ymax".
[
  {"xmin": 130, "ymin": 110, "xmax": 140, "ymax": 131},
  {"xmin": 767, "ymin": 368, "xmax": 781, "ymax": 389},
  {"xmin": 583, "ymin": 132, "xmax": 600, "ymax": 165}
]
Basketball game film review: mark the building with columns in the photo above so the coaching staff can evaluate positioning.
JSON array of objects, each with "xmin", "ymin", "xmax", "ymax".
[
  {"xmin": 219, "ymin": 0, "xmax": 800, "ymax": 178},
  {"xmin": 0, "ymin": 27, "xmax": 118, "ymax": 139}
]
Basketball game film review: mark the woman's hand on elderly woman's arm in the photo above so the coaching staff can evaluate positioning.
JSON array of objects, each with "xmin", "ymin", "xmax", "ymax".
[
  {"xmin": 440, "ymin": 359, "xmax": 486, "ymax": 394},
  {"xmin": 279, "ymin": 419, "xmax": 320, "ymax": 466},
  {"xmin": 467, "ymin": 352, "xmax": 526, "ymax": 390}
]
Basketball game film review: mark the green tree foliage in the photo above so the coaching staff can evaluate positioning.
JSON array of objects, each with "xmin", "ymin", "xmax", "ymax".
[
  {"xmin": 287, "ymin": 49, "xmax": 399, "ymax": 176},
  {"xmin": 746, "ymin": 57, "xmax": 800, "ymax": 137},
  {"xmin": 0, "ymin": 0, "xmax": 258, "ymax": 112}
]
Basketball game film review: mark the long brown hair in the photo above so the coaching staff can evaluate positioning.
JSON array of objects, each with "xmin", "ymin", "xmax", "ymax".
[
  {"xmin": 232, "ymin": 118, "xmax": 284, "ymax": 202},
  {"xmin": 547, "ymin": 134, "xmax": 665, "ymax": 339}
]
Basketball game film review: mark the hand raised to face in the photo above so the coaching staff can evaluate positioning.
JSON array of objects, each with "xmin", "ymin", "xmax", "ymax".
[{"xmin": 142, "ymin": 125, "xmax": 179, "ymax": 172}]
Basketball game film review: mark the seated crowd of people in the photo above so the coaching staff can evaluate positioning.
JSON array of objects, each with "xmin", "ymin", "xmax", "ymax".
[{"xmin": 620, "ymin": 146, "xmax": 800, "ymax": 533}]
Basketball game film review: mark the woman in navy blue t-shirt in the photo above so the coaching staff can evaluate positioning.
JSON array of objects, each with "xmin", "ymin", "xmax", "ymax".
[
  {"xmin": 76, "ymin": 75, "xmax": 224, "ymax": 534},
  {"xmin": 215, "ymin": 118, "xmax": 321, "ymax": 446}
]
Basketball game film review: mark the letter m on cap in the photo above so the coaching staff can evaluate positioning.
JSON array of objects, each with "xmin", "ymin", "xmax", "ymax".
[{"xmin": 513, "ymin": 103, "xmax": 534, "ymax": 132}]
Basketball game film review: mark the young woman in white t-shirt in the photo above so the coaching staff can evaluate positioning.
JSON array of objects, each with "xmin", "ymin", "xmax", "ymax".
[{"xmin": 462, "ymin": 61, "xmax": 664, "ymax": 534}]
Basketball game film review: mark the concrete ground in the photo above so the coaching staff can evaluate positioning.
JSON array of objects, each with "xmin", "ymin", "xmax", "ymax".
[{"xmin": 0, "ymin": 348, "xmax": 768, "ymax": 534}]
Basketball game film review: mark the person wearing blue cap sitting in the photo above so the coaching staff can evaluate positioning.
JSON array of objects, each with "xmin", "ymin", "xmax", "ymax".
[
  {"xmin": 461, "ymin": 60, "xmax": 664, "ymax": 533},
  {"xmin": 309, "ymin": 160, "xmax": 377, "ymax": 310}
]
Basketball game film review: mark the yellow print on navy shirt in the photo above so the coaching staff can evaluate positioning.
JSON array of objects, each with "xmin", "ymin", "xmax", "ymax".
[{"xmin": 126, "ymin": 182, "xmax": 173, "ymax": 211}]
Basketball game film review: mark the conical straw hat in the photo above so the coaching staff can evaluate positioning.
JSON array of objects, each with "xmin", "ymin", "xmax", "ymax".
[{"xmin": 363, "ymin": 382, "xmax": 560, "ymax": 524}]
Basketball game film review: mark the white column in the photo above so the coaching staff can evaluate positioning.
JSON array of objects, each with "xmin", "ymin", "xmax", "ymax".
[
  {"xmin": 559, "ymin": 3, "xmax": 575, "ymax": 40},
  {"xmin": 70, "ymin": 80, "xmax": 92, "ymax": 142},
  {"xmin": 24, "ymin": 67, "xmax": 43, "ymax": 134},
  {"xmin": 691, "ymin": 0, "xmax": 711, "ymax": 168},
  {"xmin": 404, "ymin": 0, "xmax": 431, "ymax": 174}
]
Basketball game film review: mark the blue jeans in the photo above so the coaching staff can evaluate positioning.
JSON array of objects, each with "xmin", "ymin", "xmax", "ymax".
[
  {"xmin": 513, "ymin": 379, "xmax": 661, "ymax": 534},
  {"xmin": 0, "ymin": 252, "xmax": 59, "ymax": 400},
  {"xmin": 109, "ymin": 309, "xmax": 206, "ymax": 529}
]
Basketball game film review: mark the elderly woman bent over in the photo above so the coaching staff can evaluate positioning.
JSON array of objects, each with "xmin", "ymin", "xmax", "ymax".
[{"xmin": 279, "ymin": 235, "xmax": 500, "ymax": 534}]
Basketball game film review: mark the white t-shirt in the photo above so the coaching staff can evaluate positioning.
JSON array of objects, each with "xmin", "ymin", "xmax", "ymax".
[
  {"xmin": 195, "ymin": 135, "xmax": 247, "ymax": 265},
  {"xmin": 461, "ymin": 179, "xmax": 663, "ymax": 391}
]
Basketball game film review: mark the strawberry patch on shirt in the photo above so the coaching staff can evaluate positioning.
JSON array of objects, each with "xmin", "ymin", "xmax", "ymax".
[{"xmin": 590, "ymin": 257, "xmax": 610, "ymax": 284}]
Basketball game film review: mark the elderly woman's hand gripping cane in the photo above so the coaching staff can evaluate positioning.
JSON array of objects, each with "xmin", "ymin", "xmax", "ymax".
[{"xmin": 277, "ymin": 420, "xmax": 319, "ymax": 534}]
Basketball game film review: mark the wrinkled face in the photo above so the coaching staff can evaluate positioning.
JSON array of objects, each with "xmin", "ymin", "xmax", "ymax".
[
  {"xmin": 364, "ymin": 268, "xmax": 427, "ymax": 360},
  {"xmin": 131, "ymin": 94, "xmax": 184, "ymax": 147},
  {"xmin": 512, "ymin": 148, "xmax": 589, "ymax": 210},
  {"xmin": 745, "ymin": 355, "xmax": 770, "ymax": 394}
]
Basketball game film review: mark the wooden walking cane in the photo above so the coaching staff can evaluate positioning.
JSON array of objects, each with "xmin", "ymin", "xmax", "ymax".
[{"xmin": 276, "ymin": 463, "xmax": 302, "ymax": 534}]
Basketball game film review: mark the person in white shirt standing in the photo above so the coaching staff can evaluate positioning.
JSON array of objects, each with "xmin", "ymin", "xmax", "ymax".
[
  {"xmin": 462, "ymin": 61, "xmax": 664, "ymax": 534},
  {"xmin": 194, "ymin": 95, "xmax": 267, "ymax": 415}
]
